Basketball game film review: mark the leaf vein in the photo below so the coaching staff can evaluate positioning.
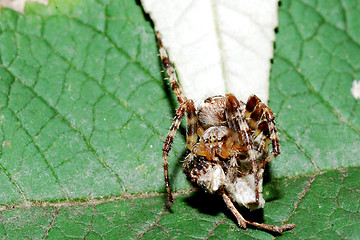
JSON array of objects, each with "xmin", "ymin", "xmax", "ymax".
[{"xmin": 276, "ymin": 54, "xmax": 360, "ymax": 136}]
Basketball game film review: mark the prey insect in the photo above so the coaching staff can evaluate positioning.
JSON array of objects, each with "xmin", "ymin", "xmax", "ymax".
[{"xmin": 157, "ymin": 32, "xmax": 295, "ymax": 233}]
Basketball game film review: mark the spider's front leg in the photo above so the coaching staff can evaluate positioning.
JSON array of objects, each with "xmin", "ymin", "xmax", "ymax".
[
  {"xmin": 163, "ymin": 102, "xmax": 187, "ymax": 203},
  {"xmin": 225, "ymin": 93, "xmax": 260, "ymax": 204},
  {"xmin": 186, "ymin": 100, "xmax": 198, "ymax": 150},
  {"xmin": 245, "ymin": 95, "xmax": 280, "ymax": 169},
  {"xmin": 157, "ymin": 31, "xmax": 192, "ymax": 203},
  {"xmin": 156, "ymin": 31, "xmax": 187, "ymax": 104},
  {"xmin": 163, "ymin": 99, "xmax": 197, "ymax": 203}
]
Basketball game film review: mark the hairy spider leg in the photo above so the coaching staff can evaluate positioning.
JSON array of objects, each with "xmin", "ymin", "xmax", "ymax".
[
  {"xmin": 258, "ymin": 105, "xmax": 280, "ymax": 169},
  {"xmin": 222, "ymin": 192, "xmax": 247, "ymax": 229},
  {"xmin": 162, "ymin": 102, "xmax": 187, "ymax": 203},
  {"xmin": 245, "ymin": 95, "xmax": 280, "ymax": 169},
  {"xmin": 222, "ymin": 192, "xmax": 296, "ymax": 233},
  {"xmin": 248, "ymin": 102, "xmax": 272, "ymax": 159},
  {"xmin": 245, "ymin": 94, "xmax": 261, "ymax": 119},
  {"xmin": 225, "ymin": 94, "xmax": 260, "ymax": 204},
  {"xmin": 253, "ymin": 122, "xmax": 271, "ymax": 154},
  {"xmin": 157, "ymin": 32, "xmax": 191, "ymax": 202},
  {"xmin": 162, "ymin": 100, "xmax": 197, "ymax": 203},
  {"xmin": 156, "ymin": 31, "xmax": 187, "ymax": 104},
  {"xmin": 186, "ymin": 100, "xmax": 198, "ymax": 150}
]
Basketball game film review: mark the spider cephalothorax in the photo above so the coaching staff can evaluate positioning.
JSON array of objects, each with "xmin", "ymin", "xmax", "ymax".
[{"xmin": 157, "ymin": 32, "xmax": 295, "ymax": 233}]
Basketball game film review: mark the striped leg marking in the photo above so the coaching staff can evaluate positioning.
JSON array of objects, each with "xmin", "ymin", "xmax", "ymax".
[
  {"xmin": 258, "ymin": 107, "xmax": 280, "ymax": 169},
  {"xmin": 156, "ymin": 32, "xmax": 187, "ymax": 104},
  {"xmin": 245, "ymin": 95, "xmax": 280, "ymax": 169},
  {"xmin": 186, "ymin": 100, "xmax": 198, "ymax": 150},
  {"xmin": 162, "ymin": 102, "xmax": 187, "ymax": 203}
]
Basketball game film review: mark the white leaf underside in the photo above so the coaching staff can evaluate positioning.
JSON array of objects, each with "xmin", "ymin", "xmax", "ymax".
[
  {"xmin": 0, "ymin": 0, "xmax": 48, "ymax": 13},
  {"xmin": 141, "ymin": 0, "xmax": 279, "ymax": 105}
]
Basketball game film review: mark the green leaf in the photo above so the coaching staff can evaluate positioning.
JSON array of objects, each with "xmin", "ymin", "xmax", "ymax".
[
  {"xmin": 269, "ymin": 0, "xmax": 360, "ymax": 178},
  {"xmin": 0, "ymin": 0, "xmax": 359, "ymax": 239}
]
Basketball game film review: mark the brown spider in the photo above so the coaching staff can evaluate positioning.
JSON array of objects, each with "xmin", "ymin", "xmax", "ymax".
[{"xmin": 157, "ymin": 32, "xmax": 295, "ymax": 233}]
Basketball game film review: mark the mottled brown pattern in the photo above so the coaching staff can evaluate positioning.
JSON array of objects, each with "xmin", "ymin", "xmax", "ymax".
[
  {"xmin": 186, "ymin": 100, "xmax": 198, "ymax": 149},
  {"xmin": 198, "ymin": 96, "xmax": 226, "ymax": 128},
  {"xmin": 156, "ymin": 32, "xmax": 187, "ymax": 104},
  {"xmin": 162, "ymin": 102, "xmax": 186, "ymax": 203},
  {"xmin": 245, "ymin": 95, "xmax": 261, "ymax": 116}
]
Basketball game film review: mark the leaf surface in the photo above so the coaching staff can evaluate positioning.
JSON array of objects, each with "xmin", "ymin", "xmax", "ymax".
[
  {"xmin": 0, "ymin": 0, "xmax": 359, "ymax": 239},
  {"xmin": 141, "ymin": 0, "xmax": 278, "ymax": 103}
]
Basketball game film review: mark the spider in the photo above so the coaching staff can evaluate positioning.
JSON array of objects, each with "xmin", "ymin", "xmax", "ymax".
[{"xmin": 157, "ymin": 32, "xmax": 295, "ymax": 233}]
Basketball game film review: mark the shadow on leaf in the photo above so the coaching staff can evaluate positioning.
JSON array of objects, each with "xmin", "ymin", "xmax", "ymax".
[
  {"xmin": 184, "ymin": 191, "xmax": 225, "ymax": 216},
  {"xmin": 184, "ymin": 190, "xmax": 282, "ymax": 235}
]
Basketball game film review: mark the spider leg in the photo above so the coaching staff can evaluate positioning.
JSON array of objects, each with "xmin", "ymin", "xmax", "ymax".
[
  {"xmin": 222, "ymin": 192, "xmax": 247, "ymax": 229},
  {"xmin": 246, "ymin": 95, "xmax": 280, "ymax": 169},
  {"xmin": 157, "ymin": 32, "xmax": 191, "ymax": 203},
  {"xmin": 258, "ymin": 106, "xmax": 280, "ymax": 169},
  {"xmin": 186, "ymin": 100, "xmax": 198, "ymax": 150},
  {"xmin": 254, "ymin": 132, "xmax": 270, "ymax": 156},
  {"xmin": 156, "ymin": 32, "xmax": 187, "ymax": 104},
  {"xmin": 163, "ymin": 102, "xmax": 187, "ymax": 203},
  {"xmin": 225, "ymin": 94, "xmax": 260, "ymax": 203},
  {"xmin": 222, "ymin": 192, "xmax": 296, "ymax": 233},
  {"xmin": 245, "ymin": 95, "xmax": 261, "ymax": 119}
]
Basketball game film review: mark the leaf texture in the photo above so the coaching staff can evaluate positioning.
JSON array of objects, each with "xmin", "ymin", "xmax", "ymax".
[{"xmin": 0, "ymin": 0, "xmax": 358, "ymax": 239}]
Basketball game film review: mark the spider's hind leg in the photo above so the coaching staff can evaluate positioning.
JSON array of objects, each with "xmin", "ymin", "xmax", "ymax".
[{"xmin": 222, "ymin": 192, "xmax": 296, "ymax": 233}]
